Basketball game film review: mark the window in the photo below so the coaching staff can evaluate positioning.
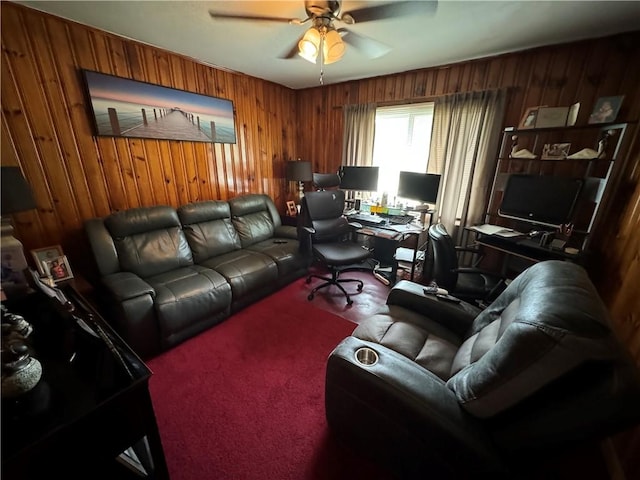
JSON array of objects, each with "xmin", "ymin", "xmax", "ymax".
[{"xmin": 371, "ymin": 102, "xmax": 434, "ymax": 206}]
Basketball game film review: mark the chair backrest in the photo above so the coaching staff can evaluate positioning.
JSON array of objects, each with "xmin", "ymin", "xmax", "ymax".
[
  {"xmin": 312, "ymin": 173, "xmax": 341, "ymax": 190},
  {"xmin": 428, "ymin": 223, "xmax": 459, "ymax": 290},
  {"xmin": 299, "ymin": 189, "xmax": 352, "ymax": 244}
]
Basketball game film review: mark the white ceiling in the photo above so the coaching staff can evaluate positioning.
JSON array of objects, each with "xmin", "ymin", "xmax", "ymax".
[{"xmin": 15, "ymin": 1, "xmax": 640, "ymax": 89}]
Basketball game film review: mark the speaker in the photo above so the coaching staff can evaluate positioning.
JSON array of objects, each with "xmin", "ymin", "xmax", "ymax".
[{"xmin": 354, "ymin": 199, "xmax": 361, "ymax": 211}]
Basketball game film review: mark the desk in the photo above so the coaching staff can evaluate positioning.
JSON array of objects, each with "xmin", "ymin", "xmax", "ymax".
[
  {"xmin": 356, "ymin": 224, "xmax": 426, "ymax": 282},
  {"xmin": 470, "ymin": 230, "xmax": 582, "ymax": 276},
  {"xmin": 1, "ymin": 281, "xmax": 169, "ymax": 480}
]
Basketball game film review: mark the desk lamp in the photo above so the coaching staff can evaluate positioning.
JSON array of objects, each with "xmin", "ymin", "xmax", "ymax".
[
  {"xmin": 286, "ymin": 160, "xmax": 312, "ymax": 205},
  {"xmin": 1, "ymin": 166, "xmax": 37, "ymax": 297}
]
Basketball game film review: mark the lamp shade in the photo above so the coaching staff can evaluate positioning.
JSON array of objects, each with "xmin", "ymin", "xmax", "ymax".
[
  {"xmin": 323, "ymin": 28, "xmax": 345, "ymax": 65},
  {"xmin": 286, "ymin": 161, "xmax": 312, "ymax": 182},
  {"xmin": 298, "ymin": 28, "xmax": 321, "ymax": 64},
  {"xmin": 1, "ymin": 167, "xmax": 36, "ymax": 215}
]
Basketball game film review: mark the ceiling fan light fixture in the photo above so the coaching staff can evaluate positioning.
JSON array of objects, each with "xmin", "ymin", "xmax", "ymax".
[
  {"xmin": 322, "ymin": 28, "xmax": 345, "ymax": 64},
  {"xmin": 298, "ymin": 27, "xmax": 321, "ymax": 63}
]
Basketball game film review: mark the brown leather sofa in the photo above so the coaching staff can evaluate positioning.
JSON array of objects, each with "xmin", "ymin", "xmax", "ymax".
[
  {"xmin": 85, "ymin": 194, "xmax": 308, "ymax": 358},
  {"xmin": 325, "ymin": 260, "xmax": 640, "ymax": 478}
]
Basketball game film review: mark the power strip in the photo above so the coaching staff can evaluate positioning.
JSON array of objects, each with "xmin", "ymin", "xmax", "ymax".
[{"xmin": 373, "ymin": 272, "xmax": 390, "ymax": 285}]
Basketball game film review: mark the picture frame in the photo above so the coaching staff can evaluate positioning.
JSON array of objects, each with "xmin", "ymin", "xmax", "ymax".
[
  {"xmin": 566, "ymin": 102, "xmax": 580, "ymax": 126},
  {"xmin": 42, "ymin": 255, "xmax": 74, "ymax": 283},
  {"xmin": 518, "ymin": 106, "xmax": 544, "ymax": 129},
  {"xmin": 81, "ymin": 69, "xmax": 236, "ymax": 143},
  {"xmin": 541, "ymin": 143, "xmax": 571, "ymax": 160},
  {"xmin": 31, "ymin": 245, "xmax": 64, "ymax": 275},
  {"xmin": 588, "ymin": 95, "xmax": 624, "ymax": 124},
  {"xmin": 535, "ymin": 107, "xmax": 570, "ymax": 128},
  {"xmin": 286, "ymin": 200, "xmax": 298, "ymax": 217}
]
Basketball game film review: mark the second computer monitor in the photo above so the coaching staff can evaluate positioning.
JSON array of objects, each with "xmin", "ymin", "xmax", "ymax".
[
  {"xmin": 397, "ymin": 171, "xmax": 441, "ymax": 205},
  {"xmin": 338, "ymin": 166, "xmax": 380, "ymax": 192}
]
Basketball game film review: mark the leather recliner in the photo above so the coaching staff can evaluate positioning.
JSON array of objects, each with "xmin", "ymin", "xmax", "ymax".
[{"xmin": 325, "ymin": 260, "xmax": 640, "ymax": 478}]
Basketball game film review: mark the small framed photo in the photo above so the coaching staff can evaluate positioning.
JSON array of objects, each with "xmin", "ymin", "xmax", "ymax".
[
  {"xmin": 588, "ymin": 95, "xmax": 624, "ymax": 124},
  {"xmin": 42, "ymin": 255, "xmax": 74, "ymax": 283},
  {"xmin": 31, "ymin": 245, "xmax": 64, "ymax": 275},
  {"xmin": 518, "ymin": 106, "xmax": 544, "ymax": 129},
  {"xmin": 541, "ymin": 143, "xmax": 571, "ymax": 160},
  {"xmin": 535, "ymin": 107, "xmax": 569, "ymax": 128},
  {"xmin": 286, "ymin": 200, "xmax": 298, "ymax": 217}
]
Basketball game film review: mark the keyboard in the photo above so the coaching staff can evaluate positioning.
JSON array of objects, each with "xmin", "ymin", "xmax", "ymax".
[
  {"xmin": 347, "ymin": 213, "xmax": 386, "ymax": 226},
  {"xmin": 386, "ymin": 214, "xmax": 414, "ymax": 225}
]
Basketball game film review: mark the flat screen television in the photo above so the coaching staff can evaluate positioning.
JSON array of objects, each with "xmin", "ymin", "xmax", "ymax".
[
  {"xmin": 397, "ymin": 171, "xmax": 441, "ymax": 204},
  {"xmin": 499, "ymin": 174, "xmax": 584, "ymax": 227},
  {"xmin": 338, "ymin": 166, "xmax": 379, "ymax": 191}
]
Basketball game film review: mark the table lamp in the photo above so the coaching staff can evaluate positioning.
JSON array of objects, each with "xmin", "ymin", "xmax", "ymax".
[
  {"xmin": 285, "ymin": 160, "xmax": 312, "ymax": 204},
  {"xmin": 1, "ymin": 166, "xmax": 37, "ymax": 297}
]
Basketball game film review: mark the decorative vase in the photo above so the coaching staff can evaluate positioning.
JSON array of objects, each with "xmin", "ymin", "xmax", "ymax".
[{"xmin": 1, "ymin": 340, "xmax": 42, "ymax": 398}]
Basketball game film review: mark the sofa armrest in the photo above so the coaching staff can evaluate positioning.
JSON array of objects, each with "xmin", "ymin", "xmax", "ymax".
[
  {"xmin": 100, "ymin": 272, "xmax": 158, "ymax": 358},
  {"xmin": 386, "ymin": 280, "xmax": 480, "ymax": 338},
  {"xmin": 274, "ymin": 225, "xmax": 298, "ymax": 239},
  {"xmin": 326, "ymin": 336, "xmax": 505, "ymax": 475},
  {"xmin": 102, "ymin": 272, "xmax": 155, "ymax": 301}
]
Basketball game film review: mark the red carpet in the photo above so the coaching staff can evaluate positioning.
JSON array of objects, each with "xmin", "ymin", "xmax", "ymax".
[{"xmin": 148, "ymin": 285, "xmax": 394, "ymax": 480}]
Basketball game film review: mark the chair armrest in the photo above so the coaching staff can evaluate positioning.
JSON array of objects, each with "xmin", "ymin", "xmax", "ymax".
[
  {"xmin": 326, "ymin": 336, "xmax": 505, "ymax": 474},
  {"xmin": 386, "ymin": 280, "xmax": 479, "ymax": 337},
  {"xmin": 455, "ymin": 267, "xmax": 502, "ymax": 278},
  {"xmin": 102, "ymin": 272, "xmax": 155, "ymax": 302}
]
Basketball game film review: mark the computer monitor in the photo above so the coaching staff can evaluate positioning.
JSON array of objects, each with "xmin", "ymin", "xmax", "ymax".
[
  {"xmin": 498, "ymin": 174, "xmax": 584, "ymax": 228},
  {"xmin": 338, "ymin": 166, "xmax": 379, "ymax": 192},
  {"xmin": 397, "ymin": 171, "xmax": 441, "ymax": 204}
]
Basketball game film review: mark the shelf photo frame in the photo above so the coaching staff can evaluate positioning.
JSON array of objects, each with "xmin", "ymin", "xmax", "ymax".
[
  {"xmin": 541, "ymin": 143, "xmax": 571, "ymax": 160},
  {"xmin": 588, "ymin": 95, "xmax": 624, "ymax": 124},
  {"xmin": 42, "ymin": 255, "xmax": 74, "ymax": 283},
  {"xmin": 286, "ymin": 200, "xmax": 298, "ymax": 217},
  {"xmin": 518, "ymin": 106, "xmax": 541, "ymax": 129},
  {"xmin": 31, "ymin": 245, "xmax": 64, "ymax": 276},
  {"xmin": 535, "ymin": 107, "xmax": 570, "ymax": 128}
]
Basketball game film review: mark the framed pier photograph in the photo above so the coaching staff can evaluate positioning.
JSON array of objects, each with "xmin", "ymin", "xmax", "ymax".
[{"xmin": 81, "ymin": 70, "xmax": 236, "ymax": 143}]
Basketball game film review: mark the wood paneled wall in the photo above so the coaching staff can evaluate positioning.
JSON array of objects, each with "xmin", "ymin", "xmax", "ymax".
[
  {"xmin": 295, "ymin": 31, "xmax": 640, "ymax": 363},
  {"xmin": 1, "ymin": 4, "xmax": 639, "ymax": 362},
  {"xmin": 1, "ymin": 2, "xmax": 297, "ymax": 273}
]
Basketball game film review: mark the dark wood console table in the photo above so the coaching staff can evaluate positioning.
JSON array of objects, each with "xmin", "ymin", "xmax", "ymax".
[{"xmin": 1, "ymin": 280, "xmax": 169, "ymax": 480}]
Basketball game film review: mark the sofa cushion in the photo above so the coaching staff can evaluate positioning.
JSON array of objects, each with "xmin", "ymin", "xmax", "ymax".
[
  {"xmin": 352, "ymin": 304, "xmax": 463, "ymax": 381},
  {"xmin": 246, "ymin": 239, "xmax": 307, "ymax": 278},
  {"xmin": 178, "ymin": 201, "xmax": 242, "ymax": 262},
  {"xmin": 104, "ymin": 206, "xmax": 193, "ymax": 278},
  {"xmin": 447, "ymin": 261, "xmax": 620, "ymax": 418},
  {"xmin": 146, "ymin": 265, "xmax": 231, "ymax": 346},
  {"xmin": 199, "ymin": 249, "xmax": 278, "ymax": 301},
  {"xmin": 229, "ymin": 194, "xmax": 279, "ymax": 248}
]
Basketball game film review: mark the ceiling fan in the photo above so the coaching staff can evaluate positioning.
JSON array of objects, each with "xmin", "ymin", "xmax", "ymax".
[{"xmin": 208, "ymin": 1, "xmax": 437, "ymax": 66}]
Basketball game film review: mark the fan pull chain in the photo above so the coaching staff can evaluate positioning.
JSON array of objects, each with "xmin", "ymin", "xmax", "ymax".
[{"xmin": 319, "ymin": 31, "xmax": 325, "ymax": 85}]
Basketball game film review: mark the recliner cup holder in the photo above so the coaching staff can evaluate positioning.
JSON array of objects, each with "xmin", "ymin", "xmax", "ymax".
[{"xmin": 355, "ymin": 347, "xmax": 378, "ymax": 366}]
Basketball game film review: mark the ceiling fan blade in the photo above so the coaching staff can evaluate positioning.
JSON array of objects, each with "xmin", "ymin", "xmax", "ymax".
[
  {"xmin": 278, "ymin": 33, "xmax": 306, "ymax": 59},
  {"xmin": 340, "ymin": 30, "xmax": 392, "ymax": 59},
  {"xmin": 342, "ymin": 1, "xmax": 437, "ymax": 24},
  {"xmin": 208, "ymin": 10, "xmax": 303, "ymax": 24}
]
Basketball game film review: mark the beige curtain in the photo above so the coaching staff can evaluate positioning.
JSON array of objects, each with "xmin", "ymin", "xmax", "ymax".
[
  {"xmin": 429, "ymin": 90, "xmax": 506, "ymax": 243},
  {"xmin": 342, "ymin": 103, "xmax": 376, "ymax": 167}
]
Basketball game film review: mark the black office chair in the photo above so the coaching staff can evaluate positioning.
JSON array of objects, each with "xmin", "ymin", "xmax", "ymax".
[
  {"xmin": 428, "ymin": 223, "xmax": 506, "ymax": 304},
  {"xmin": 298, "ymin": 184, "xmax": 372, "ymax": 305}
]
